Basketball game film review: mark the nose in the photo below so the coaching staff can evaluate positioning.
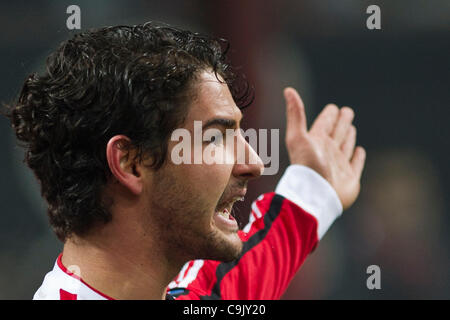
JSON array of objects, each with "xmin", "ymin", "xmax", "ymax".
[{"xmin": 232, "ymin": 135, "xmax": 264, "ymax": 180}]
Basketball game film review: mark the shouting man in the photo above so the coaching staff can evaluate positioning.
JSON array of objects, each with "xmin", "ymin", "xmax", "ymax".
[{"xmin": 6, "ymin": 22, "xmax": 365, "ymax": 300}]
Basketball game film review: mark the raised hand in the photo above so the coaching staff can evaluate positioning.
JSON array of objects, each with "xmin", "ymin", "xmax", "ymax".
[{"xmin": 284, "ymin": 87, "xmax": 366, "ymax": 210}]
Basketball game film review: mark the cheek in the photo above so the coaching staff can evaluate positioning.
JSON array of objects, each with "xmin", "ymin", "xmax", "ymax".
[
  {"xmin": 165, "ymin": 141, "xmax": 234, "ymax": 211},
  {"xmin": 187, "ymin": 162, "xmax": 233, "ymax": 205}
]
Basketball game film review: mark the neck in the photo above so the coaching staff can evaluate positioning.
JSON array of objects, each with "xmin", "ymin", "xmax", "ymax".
[{"xmin": 61, "ymin": 225, "xmax": 184, "ymax": 300}]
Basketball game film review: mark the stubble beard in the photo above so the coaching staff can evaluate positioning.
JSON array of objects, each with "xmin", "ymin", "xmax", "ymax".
[{"xmin": 149, "ymin": 166, "xmax": 243, "ymax": 264}]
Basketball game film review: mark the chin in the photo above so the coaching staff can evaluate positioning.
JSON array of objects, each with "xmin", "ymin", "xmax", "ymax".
[
  {"xmin": 212, "ymin": 231, "xmax": 244, "ymax": 262},
  {"xmin": 224, "ymin": 243, "xmax": 243, "ymax": 262}
]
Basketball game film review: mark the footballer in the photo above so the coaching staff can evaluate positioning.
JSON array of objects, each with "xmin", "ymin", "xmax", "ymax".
[{"xmin": 5, "ymin": 22, "xmax": 365, "ymax": 300}]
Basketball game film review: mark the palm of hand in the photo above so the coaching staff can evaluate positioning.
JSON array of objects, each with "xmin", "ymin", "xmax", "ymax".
[{"xmin": 284, "ymin": 88, "xmax": 366, "ymax": 211}]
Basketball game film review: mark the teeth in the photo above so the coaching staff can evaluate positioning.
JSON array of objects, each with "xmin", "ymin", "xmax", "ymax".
[{"xmin": 219, "ymin": 208, "xmax": 230, "ymax": 219}]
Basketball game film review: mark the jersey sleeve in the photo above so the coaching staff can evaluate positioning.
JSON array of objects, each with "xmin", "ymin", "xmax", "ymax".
[{"xmin": 168, "ymin": 165, "xmax": 343, "ymax": 300}]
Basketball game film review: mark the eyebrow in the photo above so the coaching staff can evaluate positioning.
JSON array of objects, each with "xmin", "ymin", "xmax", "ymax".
[{"xmin": 202, "ymin": 113, "xmax": 243, "ymax": 130}]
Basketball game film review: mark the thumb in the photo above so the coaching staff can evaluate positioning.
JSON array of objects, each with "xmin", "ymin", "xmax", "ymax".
[{"xmin": 284, "ymin": 87, "xmax": 307, "ymax": 137}]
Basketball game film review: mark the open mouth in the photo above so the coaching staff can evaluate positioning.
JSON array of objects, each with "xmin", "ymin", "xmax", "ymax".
[
  {"xmin": 218, "ymin": 207, "xmax": 232, "ymax": 219},
  {"xmin": 214, "ymin": 196, "xmax": 245, "ymax": 232},
  {"xmin": 218, "ymin": 206, "xmax": 240, "ymax": 222},
  {"xmin": 216, "ymin": 196, "xmax": 244, "ymax": 218}
]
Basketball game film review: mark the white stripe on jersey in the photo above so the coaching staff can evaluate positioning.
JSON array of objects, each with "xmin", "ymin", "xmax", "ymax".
[
  {"xmin": 242, "ymin": 194, "xmax": 265, "ymax": 233},
  {"xmin": 175, "ymin": 260, "xmax": 204, "ymax": 289}
]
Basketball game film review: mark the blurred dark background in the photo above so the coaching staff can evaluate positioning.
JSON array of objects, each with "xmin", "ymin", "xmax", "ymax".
[{"xmin": 0, "ymin": 0, "xmax": 449, "ymax": 299}]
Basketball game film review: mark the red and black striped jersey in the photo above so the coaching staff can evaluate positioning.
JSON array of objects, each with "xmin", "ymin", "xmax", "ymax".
[{"xmin": 33, "ymin": 165, "xmax": 342, "ymax": 300}]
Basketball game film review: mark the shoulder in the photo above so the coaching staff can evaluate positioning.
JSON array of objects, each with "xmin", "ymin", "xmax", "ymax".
[{"xmin": 33, "ymin": 254, "xmax": 111, "ymax": 300}]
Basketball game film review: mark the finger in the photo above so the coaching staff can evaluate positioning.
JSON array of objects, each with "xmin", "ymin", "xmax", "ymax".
[
  {"xmin": 310, "ymin": 103, "xmax": 339, "ymax": 136},
  {"xmin": 341, "ymin": 125, "xmax": 356, "ymax": 160},
  {"xmin": 351, "ymin": 146, "xmax": 366, "ymax": 179},
  {"xmin": 331, "ymin": 107, "xmax": 354, "ymax": 145},
  {"xmin": 284, "ymin": 87, "xmax": 307, "ymax": 138}
]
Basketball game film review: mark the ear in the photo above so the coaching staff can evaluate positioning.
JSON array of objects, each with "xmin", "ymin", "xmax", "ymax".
[{"xmin": 106, "ymin": 135, "xmax": 143, "ymax": 195}]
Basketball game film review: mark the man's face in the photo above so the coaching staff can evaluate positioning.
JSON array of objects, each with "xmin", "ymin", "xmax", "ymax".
[{"xmin": 147, "ymin": 70, "xmax": 264, "ymax": 263}]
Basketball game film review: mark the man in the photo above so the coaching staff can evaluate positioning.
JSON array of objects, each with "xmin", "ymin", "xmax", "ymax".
[{"xmin": 6, "ymin": 22, "xmax": 365, "ymax": 300}]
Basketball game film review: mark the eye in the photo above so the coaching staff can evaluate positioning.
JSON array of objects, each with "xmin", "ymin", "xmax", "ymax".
[
  {"xmin": 204, "ymin": 129, "xmax": 224, "ymax": 146},
  {"xmin": 209, "ymin": 133, "xmax": 223, "ymax": 145}
]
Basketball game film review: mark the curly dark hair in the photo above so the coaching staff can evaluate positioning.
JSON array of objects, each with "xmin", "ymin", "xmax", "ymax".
[{"xmin": 4, "ymin": 22, "xmax": 253, "ymax": 242}]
